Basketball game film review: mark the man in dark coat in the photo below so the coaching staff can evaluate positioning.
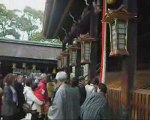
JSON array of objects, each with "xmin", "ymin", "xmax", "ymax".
[
  {"xmin": 80, "ymin": 83, "xmax": 110, "ymax": 120},
  {"xmin": 78, "ymin": 76, "xmax": 86, "ymax": 105},
  {"xmin": 14, "ymin": 74, "xmax": 26, "ymax": 120}
]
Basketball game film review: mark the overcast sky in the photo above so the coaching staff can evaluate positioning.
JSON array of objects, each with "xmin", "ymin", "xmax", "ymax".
[
  {"xmin": 0, "ymin": 0, "xmax": 46, "ymax": 11},
  {"xmin": 0, "ymin": 0, "xmax": 46, "ymax": 40}
]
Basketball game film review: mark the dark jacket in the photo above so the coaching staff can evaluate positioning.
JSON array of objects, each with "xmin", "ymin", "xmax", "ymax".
[
  {"xmin": 78, "ymin": 83, "xmax": 86, "ymax": 105},
  {"xmin": 1, "ymin": 86, "xmax": 17, "ymax": 116},
  {"xmin": 14, "ymin": 80, "xmax": 26, "ymax": 119},
  {"xmin": 80, "ymin": 92, "xmax": 110, "ymax": 120}
]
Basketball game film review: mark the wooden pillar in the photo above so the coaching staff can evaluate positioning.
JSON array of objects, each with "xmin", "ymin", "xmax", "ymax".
[
  {"xmin": 75, "ymin": 43, "xmax": 81, "ymax": 78},
  {"xmin": 100, "ymin": 0, "xmax": 107, "ymax": 83},
  {"xmin": 120, "ymin": 0, "xmax": 137, "ymax": 119},
  {"xmin": 0, "ymin": 61, "xmax": 2, "ymax": 76},
  {"xmin": 89, "ymin": 6, "xmax": 99, "ymax": 80}
]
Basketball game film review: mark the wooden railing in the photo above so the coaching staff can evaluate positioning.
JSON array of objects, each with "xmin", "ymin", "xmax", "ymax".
[
  {"xmin": 107, "ymin": 88, "xmax": 150, "ymax": 120},
  {"xmin": 131, "ymin": 89, "xmax": 150, "ymax": 120},
  {"xmin": 107, "ymin": 88, "xmax": 121, "ymax": 119}
]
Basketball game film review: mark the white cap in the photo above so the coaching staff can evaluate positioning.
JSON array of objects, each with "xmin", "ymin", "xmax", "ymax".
[
  {"xmin": 55, "ymin": 71, "xmax": 67, "ymax": 81},
  {"xmin": 40, "ymin": 73, "xmax": 47, "ymax": 79}
]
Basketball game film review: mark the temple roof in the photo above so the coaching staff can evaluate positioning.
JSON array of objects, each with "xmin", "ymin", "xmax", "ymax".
[
  {"xmin": 42, "ymin": 0, "xmax": 93, "ymax": 42},
  {"xmin": 0, "ymin": 38, "xmax": 62, "ymax": 61}
]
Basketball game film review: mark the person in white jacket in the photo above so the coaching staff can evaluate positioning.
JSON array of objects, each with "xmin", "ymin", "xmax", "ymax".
[
  {"xmin": 23, "ymin": 77, "xmax": 43, "ymax": 120},
  {"xmin": 85, "ymin": 77, "xmax": 99, "ymax": 98}
]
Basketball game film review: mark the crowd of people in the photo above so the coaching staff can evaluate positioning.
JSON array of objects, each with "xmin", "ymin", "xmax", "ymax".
[{"xmin": 0, "ymin": 71, "xmax": 110, "ymax": 120}]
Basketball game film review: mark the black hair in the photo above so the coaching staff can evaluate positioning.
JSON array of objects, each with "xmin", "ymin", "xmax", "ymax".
[
  {"xmin": 70, "ymin": 77, "xmax": 79, "ymax": 87},
  {"xmin": 78, "ymin": 76, "xmax": 85, "ymax": 81},
  {"xmin": 47, "ymin": 74, "xmax": 52, "ymax": 82},
  {"xmin": 91, "ymin": 77, "xmax": 99, "ymax": 85},
  {"xmin": 98, "ymin": 83, "xmax": 107, "ymax": 94},
  {"xmin": 25, "ymin": 77, "xmax": 33, "ymax": 87}
]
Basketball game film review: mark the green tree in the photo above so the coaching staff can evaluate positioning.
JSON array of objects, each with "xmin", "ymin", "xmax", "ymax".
[
  {"xmin": 0, "ymin": 4, "xmax": 44, "ymax": 41},
  {"xmin": 19, "ymin": 6, "xmax": 43, "ymax": 40},
  {"xmin": 31, "ymin": 32, "xmax": 45, "ymax": 41},
  {"xmin": 0, "ymin": 4, "xmax": 20, "ymax": 39}
]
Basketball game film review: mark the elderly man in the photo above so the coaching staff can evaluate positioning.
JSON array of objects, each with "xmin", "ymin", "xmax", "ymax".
[
  {"xmin": 48, "ymin": 71, "xmax": 80, "ymax": 120},
  {"xmin": 78, "ymin": 76, "xmax": 86, "ymax": 105}
]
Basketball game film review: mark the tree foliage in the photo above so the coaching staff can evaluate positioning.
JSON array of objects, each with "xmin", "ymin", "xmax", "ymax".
[
  {"xmin": 19, "ymin": 6, "xmax": 43, "ymax": 40},
  {"xmin": 0, "ymin": 4, "xmax": 20, "ymax": 39},
  {"xmin": 31, "ymin": 32, "xmax": 45, "ymax": 41},
  {"xmin": 0, "ymin": 4, "xmax": 44, "ymax": 40}
]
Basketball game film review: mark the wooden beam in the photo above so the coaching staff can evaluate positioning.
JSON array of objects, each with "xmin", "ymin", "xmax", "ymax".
[
  {"xmin": 46, "ymin": 0, "xmax": 57, "ymax": 38},
  {"xmin": 42, "ymin": 0, "xmax": 54, "ymax": 36},
  {"xmin": 53, "ymin": 0, "xmax": 75, "ymax": 38}
]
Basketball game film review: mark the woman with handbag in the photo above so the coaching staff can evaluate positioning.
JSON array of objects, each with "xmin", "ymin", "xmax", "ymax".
[{"xmin": 24, "ymin": 77, "xmax": 43, "ymax": 120}]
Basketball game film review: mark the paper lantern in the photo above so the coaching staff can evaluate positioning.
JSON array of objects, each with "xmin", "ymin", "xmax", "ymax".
[
  {"xmin": 103, "ymin": 5, "xmax": 136, "ymax": 56},
  {"xmin": 77, "ymin": 33, "xmax": 95, "ymax": 64}
]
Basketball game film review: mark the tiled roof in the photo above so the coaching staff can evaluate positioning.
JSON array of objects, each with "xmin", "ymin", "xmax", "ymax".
[{"xmin": 0, "ymin": 39, "xmax": 62, "ymax": 60}]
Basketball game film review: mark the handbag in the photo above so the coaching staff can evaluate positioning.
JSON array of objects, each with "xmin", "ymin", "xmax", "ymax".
[
  {"xmin": 23, "ymin": 102, "xmax": 34, "ymax": 113},
  {"xmin": 23, "ymin": 95, "xmax": 34, "ymax": 113}
]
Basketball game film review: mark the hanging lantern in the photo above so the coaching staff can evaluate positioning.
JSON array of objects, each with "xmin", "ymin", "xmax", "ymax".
[
  {"xmin": 68, "ymin": 41, "xmax": 79, "ymax": 66},
  {"xmin": 77, "ymin": 33, "xmax": 95, "ymax": 64},
  {"xmin": 56, "ymin": 55, "xmax": 62, "ymax": 69},
  {"xmin": 32, "ymin": 65, "xmax": 36, "ymax": 70},
  {"xmin": 52, "ymin": 68, "xmax": 56, "ymax": 74},
  {"xmin": 12, "ymin": 63, "xmax": 16, "ymax": 69},
  {"xmin": 103, "ymin": 5, "xmax": 136, "ymax": 56},
  {"xmin": 107, "ymin": 0, "xmax": 116, "ymax": 5},
  {"xmin": 61, "ymin": 50, "xmax": 69, "ymax": 68},
  {"xmin": 22, "ymin": 63, "xmax": 26, "ymax": 69}
]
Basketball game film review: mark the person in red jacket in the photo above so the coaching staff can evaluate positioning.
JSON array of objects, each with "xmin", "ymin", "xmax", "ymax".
[
  {"xmin": 34, "ymin": 74, "xmax": 47, "ymax": 101},
  {"xmin": 34, "ymin": 73, "xmax": 48, "ymax": 120}
]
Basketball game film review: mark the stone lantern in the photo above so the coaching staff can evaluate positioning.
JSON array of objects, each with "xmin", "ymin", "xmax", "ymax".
[{"xmin": 103, "ymin": 5, "xmax": 135, "ymax": 56}]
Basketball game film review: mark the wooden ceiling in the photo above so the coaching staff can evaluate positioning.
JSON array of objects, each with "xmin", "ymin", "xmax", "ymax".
[{"xmin": 43, "ymin": 0, "xmax": 93, "ymax": 41}]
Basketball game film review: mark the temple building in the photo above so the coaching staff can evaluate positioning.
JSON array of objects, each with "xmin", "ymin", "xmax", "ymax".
[
  {"xmin": 0, "ymin": 38, "xmax": 61, "ymax": 77},
  {"xmin": 43, "ymin": 0, "xmax": 150, "ymax": 119}
]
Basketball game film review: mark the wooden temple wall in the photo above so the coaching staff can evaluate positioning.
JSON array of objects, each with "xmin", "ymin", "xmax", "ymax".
[
  {"xmin": 106, "ymin": 70, "xmax": 150, "ymax": 119},
  {"xmin": 107, "ymin": 88, "xmax": 150, "ymax": 120}
]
